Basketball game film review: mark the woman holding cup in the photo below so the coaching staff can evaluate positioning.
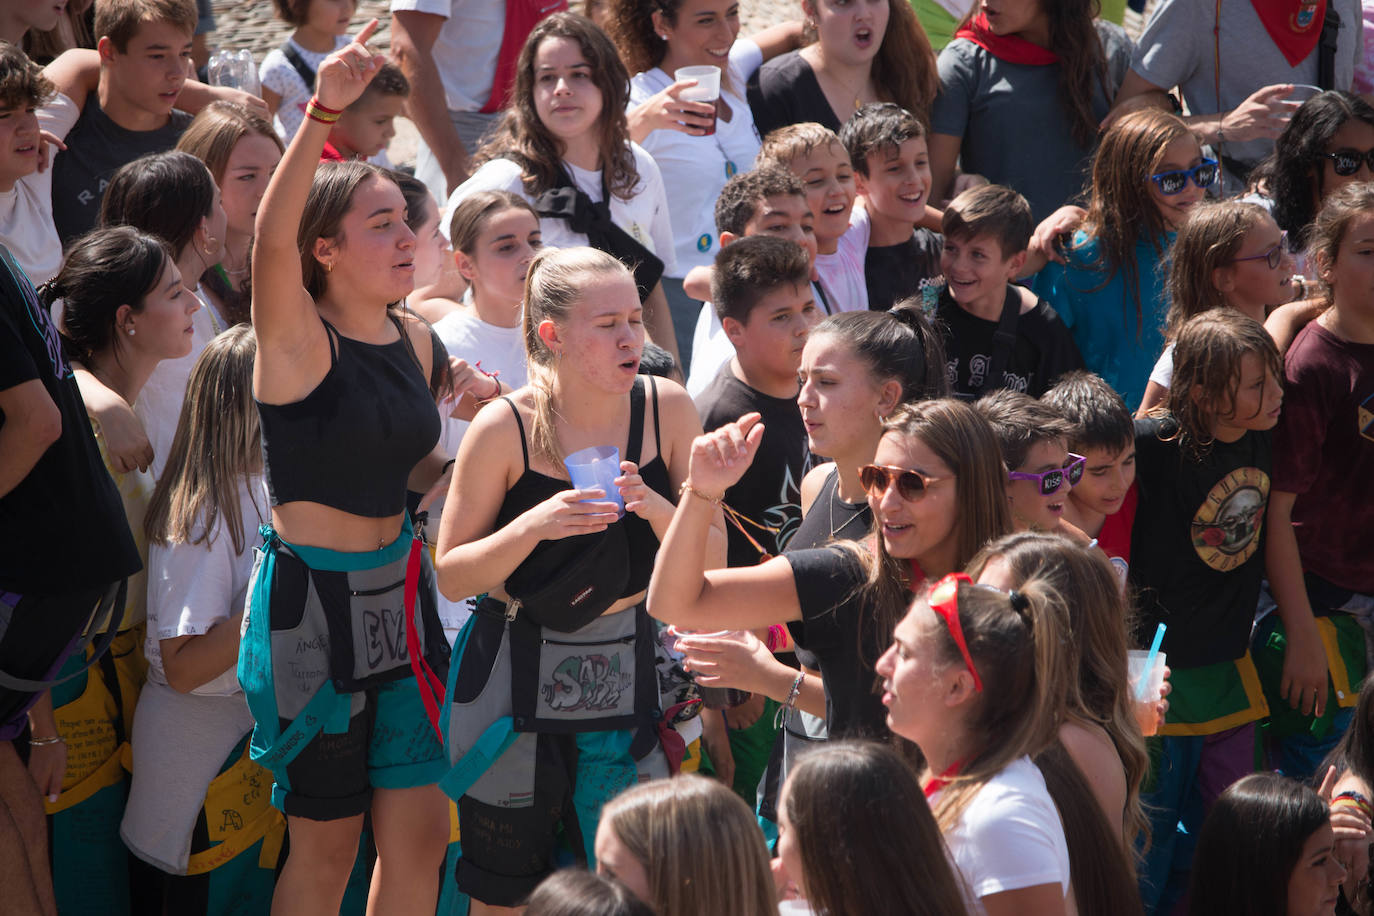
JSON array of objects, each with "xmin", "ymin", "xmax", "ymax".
[
  {"xmin": 609, "ymin": 0, "xmax": 802, "ymax": 364},
  {"xmin": 434, "ymin": 246, "xmax": 719, "ymax": 913}
]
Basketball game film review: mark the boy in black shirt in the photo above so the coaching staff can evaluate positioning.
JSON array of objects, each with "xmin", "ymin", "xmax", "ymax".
[
  {"xmin": 695, "ymin": 236, "xmax": 819, "ymax": 566},
  {"xmin": 840, "ymin": 103, "xmax": 943, "ymax": 312},
  {"xmin": 937, "ymin": 185, "xmax": 1082, "ymax": 398}
]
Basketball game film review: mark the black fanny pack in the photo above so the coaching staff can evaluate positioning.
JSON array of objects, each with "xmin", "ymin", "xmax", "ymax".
[{"xmin": 504, "ymin": 525, "xmax": 631, "ymax": 633}]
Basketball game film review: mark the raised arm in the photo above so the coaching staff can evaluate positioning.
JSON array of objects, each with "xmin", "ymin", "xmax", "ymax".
[
  {"xmin": 42, "ymin": 47, "xmax": 269, "ymax": 119},
  {"xmin": 252, "ymin": 21, "xmax": 384, "ymax": 402}
]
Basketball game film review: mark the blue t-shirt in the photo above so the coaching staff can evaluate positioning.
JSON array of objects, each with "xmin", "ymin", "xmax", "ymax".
[{"xmin": 1033, "ymin": 230, "xmax": 1171, "ymax": 410}]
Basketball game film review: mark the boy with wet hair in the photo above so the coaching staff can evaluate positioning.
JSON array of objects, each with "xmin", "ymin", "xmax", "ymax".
[
  {"xmin": 839, "ymin": 103, "xmax": 942, "ymax": 312},
  {"xmin": 937, "ymin": 184, "xmax": 1082, "ymax": 398}
]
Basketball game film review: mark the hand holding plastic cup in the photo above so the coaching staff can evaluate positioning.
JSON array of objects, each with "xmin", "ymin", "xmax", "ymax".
[
  {"xmin": 1127, "ymin": 648, "xmax": 1169, "ymax": 737},
  {"xmin": 674, "ymin": 65, "xmax": 721, "ymax": 134},
  {"xmin": 564, "ymin": 445, "xmax": 625, "ymax": 517},
  {"xmin": 669, "ymin": 626, "xmax": 751, "ymax": 709}
]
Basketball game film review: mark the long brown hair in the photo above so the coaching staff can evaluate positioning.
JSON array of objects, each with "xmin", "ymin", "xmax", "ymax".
[
  {"xmin": 1079, "ymin": 108, "xmax": 1192, "ymax": 334},
  {"xmin": 1166, "ymin": 200, "xmax": 1272, "ymax": 341},
  {"xmin": 601, "ymin": 775, "xmax": 776, "ymax": 916},
  {"xmin": 1309, "ymin": 180, "xmax": 1374, "ymax": 307},
  {"xmin": 145, "ymin": 325, "xmax": 262, "ymax": 553},
  {"xmin": 802, "ymin": 0, "xmax": 938, "ymax": 117},
  {"xmin": 476, "ymin": 12, "xmax": 640, "ymax": 198},
  {"xmin": 966, "ymin": 532, "xmax": 1148, "ymax": 849},
  {"xmin": 838, "ymin": 399, "xmax": 1012, "ymax": 671},
  {"xmin": 783, "ymin": 742, "xmax": 971, "ymax": 916},
  {"xmin": 521, "ymin": 246, "xmax": 633, "ymax": 468}
]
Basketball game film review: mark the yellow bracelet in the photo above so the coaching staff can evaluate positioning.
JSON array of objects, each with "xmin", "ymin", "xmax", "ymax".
[
  {"xmin": 305, "ymin": 100, "xmax": 342, "ymax": 125},
  {"xmin": 679, "ymin": 481, "xmax": 724, "ymax": 505}
]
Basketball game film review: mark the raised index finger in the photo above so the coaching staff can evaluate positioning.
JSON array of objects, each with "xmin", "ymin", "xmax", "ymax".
[{"xmin": 354, "ymin": 18, "xmax": 380, "ymax": 47}]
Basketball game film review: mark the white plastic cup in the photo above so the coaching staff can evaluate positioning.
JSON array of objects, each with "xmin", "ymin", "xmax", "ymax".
[
  {"xmin": 564, "ymin": 445, "xmax": 624, "ymax": 516},
  {"xmin": 1127, "ymin": 649, "xmax": 1168, "ymax": 737},
  {"xmin": 670, "ymin": 627, "xmax": 750, "ymax": 708},
  {"xmin": 674, "ymin": 65, "xmax": 721, "ymax": 135}
]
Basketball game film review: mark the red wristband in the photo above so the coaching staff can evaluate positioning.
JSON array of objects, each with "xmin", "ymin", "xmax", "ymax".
[{"xmin": 308, "ymin": 96, "xmax": 344, "ymax": 115}]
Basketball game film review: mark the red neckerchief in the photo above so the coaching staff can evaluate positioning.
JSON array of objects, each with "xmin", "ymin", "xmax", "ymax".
[
  {"xmin": 907, "ymin": 558, "xmax": 926, "ymax": 593},
  {"xmin": 319, "ymin": 141, "xmax": 345, "ymax": 163},
  {"xmin": 1251, "ymin": 0, "xmax": 1327, "ymax": 67},
  {"xmin": 953, "ymin": 13, "xmax": 1058, "ymax": 66},
  {"xmin": 1095, "ymin": 480, "xmax": 1138, "ymax": 564},
  {"xmin": 480, "ymin": 0, "xmax": 569, "ymax": 113},
  {"xmin": 923, "ymin": 760, "xmax": 963, "ymax": 798}
]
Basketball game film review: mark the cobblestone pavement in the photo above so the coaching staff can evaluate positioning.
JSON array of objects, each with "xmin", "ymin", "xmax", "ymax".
[{"xmin": 206, "ymin": 0, "xmax": 797, "ymax": 167}]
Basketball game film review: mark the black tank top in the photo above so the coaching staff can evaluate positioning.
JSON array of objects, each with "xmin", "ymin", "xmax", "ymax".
[
  {"xmin": 496, "ymin": 376, "xmax": 673, "ymax": 598},
  {"xmin": 789, "ymin": 464, "xmax": 872, "ymax": 551},
  {"xmin": 258, "ymin": 317, "xmax": 441, "ymax": 518}
]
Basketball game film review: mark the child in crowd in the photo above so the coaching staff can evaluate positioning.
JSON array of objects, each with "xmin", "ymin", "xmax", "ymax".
[
  {"xmin": 259, "ymin": 0, "xmax": 355, "ymax": 143},
  {"xmin": 758, "ymin": 121, "xmax": 869, "ymax": 313},
  {"xmin": 0, "ymin": 41, "xmax": 68, "ymax": 285},
  {"xmin": 45, "ymin": 0, "xmax": 199, "ymax": 244},
  {"xmin": 1036, "ymin": 109, "xmax": 1213, "ymax": 410},
  {"xmin": 321, "ymin": 62, "xmax": 406, "ymax": 164},
  {"xmin": 1042, "ymin": 371, "xmax": 1138, "ymax": 578},
  {"xmin": 595, "ymin": 775, "xmax": 776, "ymax": 916},
  {"xmin": 121, "ymin": 326, "xmax": 282, "ymax": 914},
  {"xmin": 682, "ymin": 165, "xmax": 818, "ymax": 397},
  {"xmin": 1256, "ymin": 183, "xmax": 1374, "ymax": 784},
  {"xmin": 695, "ymin": 235, "xmax": 818, "ymax": 566},
  {"xmin": 444, "ymin": 13, "xmax": 680, "ymax": 358},
  {"xmin": 39, "ymin": 226, "xmax": 198, "ymax": 916},
  {"xmin": 938, "ymin": 184, "xmax": 1082, "ymax": 399},
  {"xmin": 524, "ymin": 870, "xmax": 655, "ymax": 916},
  {"xmin": 1138, "ymin": 200, "xmax": 1295, "ymax": 415},
  {"xmin": 1131, "ymin": 309, "xmax": 1283, "ymax": 912},
  {"xmin": 839, "ymin": 102, "xmax": 942, "ymax": 312},
  {"xmin": 974, "ymin": 389, "xmax": 1090, "ymax": 543}
]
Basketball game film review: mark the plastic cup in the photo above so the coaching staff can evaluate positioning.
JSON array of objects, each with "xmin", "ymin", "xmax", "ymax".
[
  {"xmin": 1284, "ymin": 83, "xmax": 1324, "ymax": 104},
  {"xmin": 671, "ymin": 627, "xmax": 751, "ymax": 709},
  {"xmin": 1127, "ymin": 649, "xmax": 1168, "ymax": 737},
  {"xmin": 564, "ymin": 445, "xmax": 624, "ymax": 517},
  {"xmin": 674, "ymin": 65, "xmax": 721, "ymax": 135}
]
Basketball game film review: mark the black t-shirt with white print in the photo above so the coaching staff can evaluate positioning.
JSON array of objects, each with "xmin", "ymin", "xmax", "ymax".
[{"xmin": 937, "ymin": 283, "xmax": 1083, "ymax": 399}]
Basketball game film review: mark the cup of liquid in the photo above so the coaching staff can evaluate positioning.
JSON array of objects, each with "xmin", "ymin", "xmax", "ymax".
[
  {"xmin": 1127, "ymin": 649, "xmax": 1168, "ymax": 737},
  {"xmin": 671, "ymin": 627, "xmax": 752, "ymax": 709},
  {"xmin": 564, "ymin": 445, "xmax": 624, "ymax": 517},
  {"xmin": 674, "ymin": 65, "xmax": 722, "ymax": 136}
]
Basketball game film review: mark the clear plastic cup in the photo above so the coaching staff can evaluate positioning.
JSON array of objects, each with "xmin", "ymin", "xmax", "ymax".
[
  {"xmin": 1127, "ymin": 649, "xmax": 1168, "ymax": 737},
  {"xmin": 670, "ymin": 627, "xmax": 751, "ymax": 709},
  {"xmin": 674, "ymin": 65, "xmax": 721, "ymax": 135},
  {"xmin": 564, "ymin": 445, "xmax": 624, "ymax": 517}
]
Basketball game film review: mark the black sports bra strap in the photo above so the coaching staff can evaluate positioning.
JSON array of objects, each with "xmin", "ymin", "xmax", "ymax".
[
  {"xmin": 320, "ymin": 318, "xmax": 340, "ymax": 367},
  {"xmin": 625, "ymin": 376, "xmax": 645, "ymax": 465},
  {"xmin": 502, "ymin": 396, "xmax": 530, "ymax": 470},
  {"xmin": 648, "ymin": 375, "xmax": 662, "ymax": 457}
]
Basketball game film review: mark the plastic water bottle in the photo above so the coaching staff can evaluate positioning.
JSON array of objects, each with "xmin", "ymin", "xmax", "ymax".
[{"xmin": 207, "ymin": 49, "xmax": 261, "ymax": 98}]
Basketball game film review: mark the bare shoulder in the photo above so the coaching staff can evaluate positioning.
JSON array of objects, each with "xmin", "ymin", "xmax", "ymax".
[
  {"xmin": 800, "ymin": 462, "xmax": 835, "ymax": 517},
  {"xmin": 648, "ymin": 375, "xmax": 704, "ymax": 440},
  {"xmin": 1016, "ymin": 284, "xmax": 1041, "ymax": 314}
]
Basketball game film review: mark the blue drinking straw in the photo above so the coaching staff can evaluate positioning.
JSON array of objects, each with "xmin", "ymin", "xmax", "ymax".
[{"xmin": 1137, "ymin": 623, "xmax": 1167, "ymax": 701}]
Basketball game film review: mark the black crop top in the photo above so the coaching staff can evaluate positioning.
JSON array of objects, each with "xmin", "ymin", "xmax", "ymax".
[
  {"xmin": 258, "ymin": 317, "xmax": 441, "ymax": 518},
  {"xmin": 496, "ymin": 376, "xmax": 673, "ymax": 598}
]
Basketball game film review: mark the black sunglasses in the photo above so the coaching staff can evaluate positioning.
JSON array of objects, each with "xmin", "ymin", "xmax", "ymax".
[
  {"xmin": 1323, "ymin": 148, "xmax": 1374, "ymax": 177},
  {"xmin": 1150, "ymin": 159, "xmax": 1219, "ymax": 195}
]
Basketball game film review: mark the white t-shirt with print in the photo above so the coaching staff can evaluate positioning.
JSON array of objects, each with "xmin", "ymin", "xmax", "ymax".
[
  {"xmin": 629, "ymin": 40, "xmax": 763, "ymax": 276},
  {"xmin": 442, "ymin": 144, "xmax": 678, "ymax": 277},
  {"xmin": 259, "ymin": 35, "xmax": 350, "ymax": 143},
  {"xmin": 815, "ymin": 205, "xmax": 870, "ymax": 313},
  {"xmin": 11, "ymin": 92, "xmax": 82, "ymax": 284}
]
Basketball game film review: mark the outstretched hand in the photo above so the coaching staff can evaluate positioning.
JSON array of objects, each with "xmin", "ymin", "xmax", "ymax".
[
  {"xmin": 314, "ymin": 20, "xmax": 387, "ymax": 112},
  {"xmin": 686, "ymin": 413, "xmax": 765, "ymax": 498}
]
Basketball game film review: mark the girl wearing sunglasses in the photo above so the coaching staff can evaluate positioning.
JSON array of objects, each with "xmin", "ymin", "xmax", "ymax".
[
  {"xmin": 1036, "ymin": 109, "xmax": 1210, "ymax": 411},
  {"xmin": 873, "ymin": 567, "xmax": 1077, "ymax": 915},
  {"xmin": 1138, "ymin": 200, "xmax": 1295, "ymax": 416},
  {"xmin": 649, "ymin": 398, "xmax": 1010, "ymax": 743}
]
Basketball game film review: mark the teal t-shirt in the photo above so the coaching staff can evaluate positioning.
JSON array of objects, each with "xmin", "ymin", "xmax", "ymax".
[{"xmin": 1033, "ymin": 230, "xmax": 1172, "ymax": 410}]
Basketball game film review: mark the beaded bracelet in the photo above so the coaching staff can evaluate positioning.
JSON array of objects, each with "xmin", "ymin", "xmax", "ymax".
[{"xmin": 305, "ymin": 96, "xmax": 343, "ymax": 125}]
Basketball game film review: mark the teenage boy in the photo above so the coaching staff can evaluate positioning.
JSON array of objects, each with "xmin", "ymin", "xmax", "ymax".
[
  {"xmin": 684, "ymin": 165, "xmax": 817, "ymax": 397},
  {"xmin": 938, "ymin": 184, "xmax": 1082, "ymax": 398},
  {"xmin": 47, "ymin": 0, "xmax": 198, "ymax": 244},
  {"xmin": 974, "ymin": 388, "xmax": 1092, "ymax": 544},
  {"xmin": 0, "ymin": 42, "xmax": 69, "ymax": 286},
  {"xmin": 1043, "ymin": 370, "xmax": 1138, "ymax": 578},
  {"xmin": 322, "ymin": 63, "xmax": 408, "ymax": 163},
  {"xmin": 839, "ymin": 103, "xmax": 942, "ymax": 312},
  {"xmin": 696, "ymin": 235, "xmax": 818, "ymax": 566}
]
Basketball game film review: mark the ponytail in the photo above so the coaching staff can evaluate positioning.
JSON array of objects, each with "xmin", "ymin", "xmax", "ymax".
[
  {"xmin": 49, "ymin": 227, "xmax": 171, "ymax": 364},
  {"xmin": 810, "ymin": 301, "xmax": 950, "ymax": 405}
]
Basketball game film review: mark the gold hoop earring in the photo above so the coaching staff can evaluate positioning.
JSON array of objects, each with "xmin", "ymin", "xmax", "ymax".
[{"xmin": 325, "ymin": 262, "xmax": 334, "ymax": 274}]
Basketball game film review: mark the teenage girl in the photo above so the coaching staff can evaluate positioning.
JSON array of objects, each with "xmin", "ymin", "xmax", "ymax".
[
  {"xmin": 1035, "ymin": 109, "xmax": 1213, "ymax": 411},
  {"xmin": 36, "ymin": 226, "xmax": 198, "ymax": 916},
  {"xmin": 260, "ymin": 0, "xmax": 356, "ymax": 143},
  {"xmin": 446, "ymin": 12, "xmax": 681, "ymax": 359},
  {"xmin": 1131, "ymin": 309, "xmax": 1284, "ymax": 912},
  {"xmin": 245, "ymin": 23, "xmax": 451, "ymax": 915},
  {"xmin": 1138, "ymin": 200, "xmax": 1295, "ymax": 415},
  {"xmin": 1189, "ymin": 773, "xmax": 1347, "ymax": 916},
  {"xmin": 775, "ymin": 741, "xmax": 971, "ymax": 916},
  {"xmin": 1259, "ymin": 183, "xmax": 1374, "ymax": 785},
  {"xmin": 97, "ymin": 151, "xmax": 228, "ymax": 478},
  {"xmin": 594, "ymin": 775, "xmax": 775, "ymax": 916},
  {"xmin": 874, "ymin": 568, "xmax": 1077, "ymax": 915},
  {"xmin": 176, "ymin": 101, "xmax": 286, "ymax": 327},
  {"xmin": 121, "ymin": 326, "xmax": 281, "ymax": 914},
  {"xmin": 650, "ymin": 397, "xmax": 1010, "ymax": 745},
  {"xmin": 969, "ymin": 532, "xmax": 1150, "ymax": 850},
  {"xmin": 747, "ymin": 0, "xmax": 937, "ymax": 138},
  {"xmin": 928, "ymin": 0, "xmax": 1130, "ymax": 220},
  {"xmin": 389, "ymin": 172, "xmax": 462, "ymax": 326},
  {"xmin": 434, "ymin": 245, "xmax": 709, "ymax": 913}
]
